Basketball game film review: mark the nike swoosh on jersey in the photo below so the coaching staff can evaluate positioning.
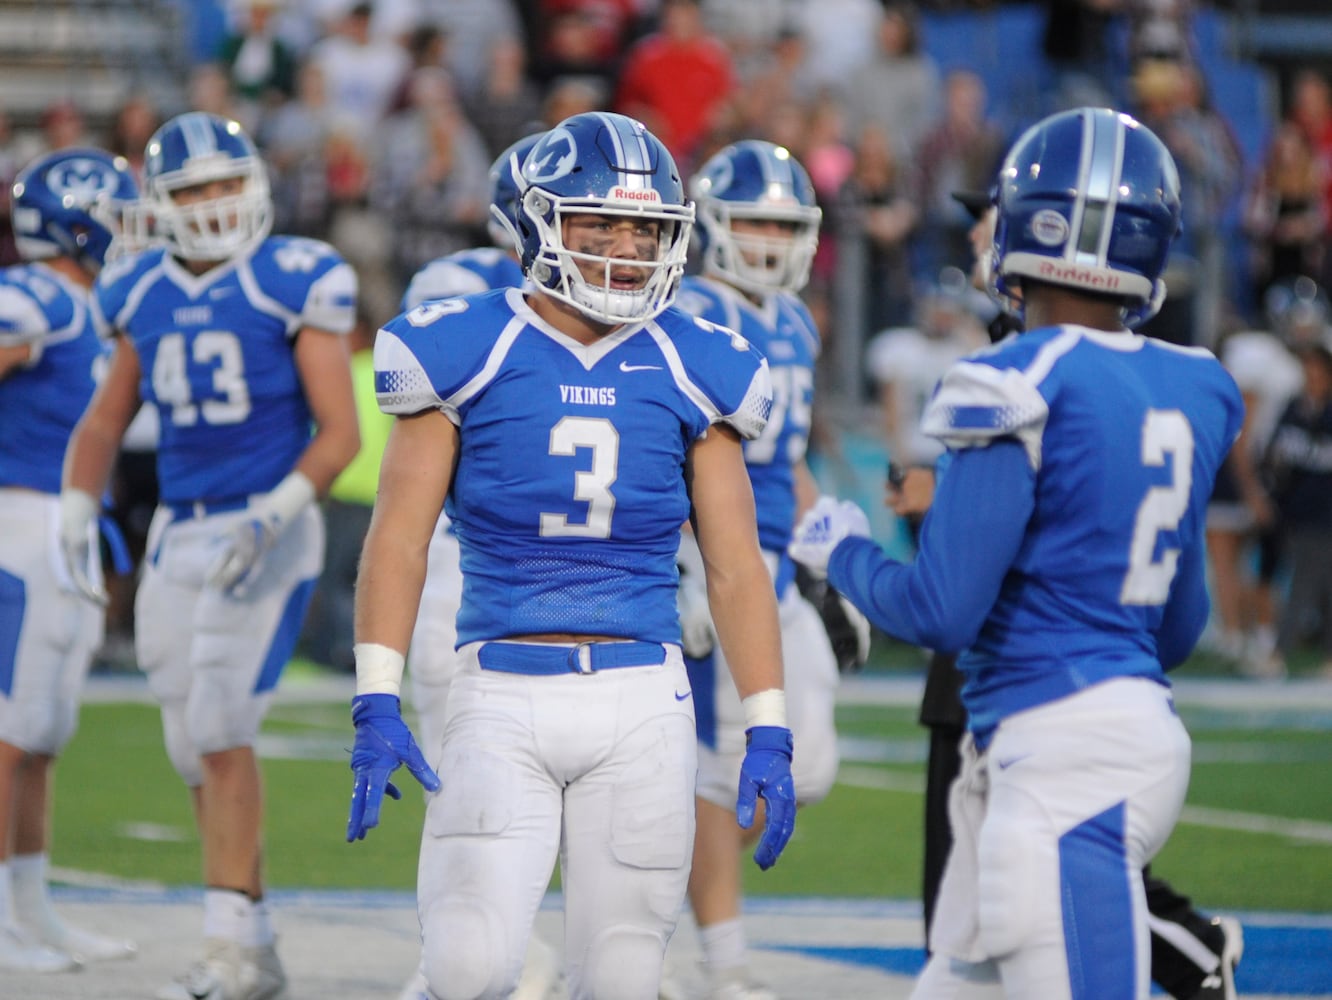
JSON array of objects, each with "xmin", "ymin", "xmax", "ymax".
[
  {"xmin": 619, "ymin": 361, "xmax": 663, "ymax": 372},
  {"xmin": 674, "ymin": 690, "xmax": 692, "ymax": 701},
  {"xmin": 997, "ymin": 752, "xmax": 1034, "ymax": 770}
]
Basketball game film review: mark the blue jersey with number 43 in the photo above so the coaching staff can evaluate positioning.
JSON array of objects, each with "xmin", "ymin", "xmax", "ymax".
[
  {"xmin": 92, "ymin": 237, "xmax": 357, "ymax": 504},
  {"xmin": 374, "ymin": 286, "xmax": 773, "ymax": 646}
]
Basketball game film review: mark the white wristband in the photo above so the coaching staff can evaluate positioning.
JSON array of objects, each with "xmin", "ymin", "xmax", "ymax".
[
  {"xmin": 354, "ymin": 642, "xmax": 405, "ymax": 698},
  {"xmin": 263, "ymin": 471, "xmax": 317, "ymax": 529},
  {"xmin": 742, "ymin": 688, "xmax": 787, "ymax": 730},
  {"xmin": 59, "ymin": 489, "xmax": 100, "ymax": 542}
]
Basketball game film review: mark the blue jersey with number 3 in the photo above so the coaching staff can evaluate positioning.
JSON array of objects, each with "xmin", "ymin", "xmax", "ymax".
[
  {"xmin": 829, "ymin": 325, "xmax": 1243, "ymax": 742},
  {"xmin": 93, "ymin": 237, "xmax": 357, "ymax": 503},
  {"xmin": 676, "ymin": 276, "xmax": 819, "ymax": 553},
  {"xmin": 374, "ymin": 287, "xmax": 772, "ymax": 646}
]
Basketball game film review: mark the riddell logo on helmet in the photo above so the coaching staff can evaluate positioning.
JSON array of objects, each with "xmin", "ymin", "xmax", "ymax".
[
  {"xmin": 1037, "ymin": 260, "xmax": 1121, "ymax": 290},
  {"xmin": 609, "ymin": 186, "xmax": 661, "ymax": 202}
]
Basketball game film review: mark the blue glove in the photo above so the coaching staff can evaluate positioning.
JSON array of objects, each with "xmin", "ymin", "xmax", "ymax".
[
  {"xmin": 736, "ymin": 725, "xmax": 796, "ymax": 870},
  {"xmin": 346, "ymin": 694, "xmax": 441, "ymax": 842}
]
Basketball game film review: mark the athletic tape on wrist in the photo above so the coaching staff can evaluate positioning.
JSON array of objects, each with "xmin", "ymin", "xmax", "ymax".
[
  {"xmin": 742, "ymin": 688, "xmax": 787, "ymax": 730},
  {"xmin": 59, "ymin": 489, "xmax": 100, "ymax": 539},
  {"xmin": 265, "ymin": 470, "xmax": 317, "ymax": 528},
  {"xmin": 354, "ymin": 643, "xmax": 405, "ymax": 698}
]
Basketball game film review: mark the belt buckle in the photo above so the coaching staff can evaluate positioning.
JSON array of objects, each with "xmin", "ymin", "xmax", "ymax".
[{"xmin": 568, "ymin": 642, "xmax": 596, "ymax": 675}]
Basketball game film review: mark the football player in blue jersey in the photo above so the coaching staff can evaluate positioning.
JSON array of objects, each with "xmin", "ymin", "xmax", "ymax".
[
  {"xmin": 790, "ymin": 107, "xmax": 1245, "ymax": 999},
  {"xmin": 394, "ymin": 131, "xmax": 563, "ymax": 1000},
  {"xmin": 60, "ymin": 112, "xmax": 360, "ymax": 1000},
  {"xmin": 346, "ymin": 112, "xmax": 797, "ymax": 1000},
  {"xmin": 0, "ymin": 148, "xmax": 140, "ymax": 974},
  {"xmin": 665, "ymin": 139, "xmax": 862, "ymax": 1000}
]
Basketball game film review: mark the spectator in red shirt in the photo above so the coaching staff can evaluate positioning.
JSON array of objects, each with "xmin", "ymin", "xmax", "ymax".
[{"xmin": 614, "ymin": 0, "xmax": 735, "ymax": 171}]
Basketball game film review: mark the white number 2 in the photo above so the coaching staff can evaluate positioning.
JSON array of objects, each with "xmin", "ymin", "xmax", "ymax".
[
  {"xmin": 1120, "ymin": 409, "xmax": 1193, "ymax": 606},
  {"xmin": 540, "ymin": 416, "xmax": 619, "ymax": 538}
]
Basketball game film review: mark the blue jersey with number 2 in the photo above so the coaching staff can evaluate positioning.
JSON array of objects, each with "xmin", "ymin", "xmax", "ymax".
[
  {"xmin": 374, "ymin": 286, "xmax": 772, "ymax": 647},
  {"xmin": 829, "ymin": 325, "xmax": 1243, "ymax": 744}
]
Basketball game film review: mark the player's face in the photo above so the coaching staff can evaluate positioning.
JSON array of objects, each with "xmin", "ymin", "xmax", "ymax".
[
  {"xmin": 170, "ymin": 176, "xmax": 246, "ymax": 234},
  {"xmin": 967, "ymin": 207, "xmax": 996, "ymax": 291},
  {"xmin": 563, "ymin": 214, "xmax": 661, "ymax": 290},
  {"xmin": 730, "ymin": 217, "xmax": 797, "ymax": 270}
]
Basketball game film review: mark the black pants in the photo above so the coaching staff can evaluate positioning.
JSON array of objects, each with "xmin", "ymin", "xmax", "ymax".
[{"xmin": 921, "ymin": 652, "xmax": 1222, "ymax": 998}]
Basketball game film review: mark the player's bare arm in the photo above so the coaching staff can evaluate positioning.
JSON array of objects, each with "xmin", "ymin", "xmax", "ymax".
[
  {"xmin": 291, "ymin": 325, "xmax": 361, "ymax": 496},
  {"xmin": 688, "ymin": 423, "xmax": 785, "ymax": 700},
  {"xmin": 354, "ymin": 408, "xmax": 458, "ymax": 658},
  {"xmin": 63, "ymin": 334, "xmax": 142, "ymax": 496}
]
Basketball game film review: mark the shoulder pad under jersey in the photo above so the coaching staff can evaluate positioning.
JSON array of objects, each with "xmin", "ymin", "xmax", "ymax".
[
  {"xmin": 248, "ymin": 235, "xmax": 358, "ymax": 334},
  {"xmin": 374, "ymin": 289, "xmax": 514, "ymax": 417},
  {"xmin": 919, "ymin": 331, "xmax": 1053, "ymax": 469},
  {"xmin": 91, "ymin": 247, "xmax": 165, "ymax": 335},
  {"xmin": 402, "ymin": 248, "xmax": 524, "ymax": 311},
  {"xmin": 653, "ymin": 305, "xmax": 772, "ymax": 441}
]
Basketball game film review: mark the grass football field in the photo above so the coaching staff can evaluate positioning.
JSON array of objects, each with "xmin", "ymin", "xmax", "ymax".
[{"xmin": 54, "ymin": 646, "xmax": 1332, "ymax": 918}]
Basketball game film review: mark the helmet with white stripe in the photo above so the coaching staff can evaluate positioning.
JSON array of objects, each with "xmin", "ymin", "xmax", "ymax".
[
  {"xmin": 517, "ymin": 112, "xmax": 694, "ymax": 324},
  {"xmin": 993, "ymin": 107, "xmax": 1181, "ymax": 327},
  {"xmin": 11, "ymin": 148, "xmax": 139, "ymax": 270},
  {"xmin": 691, "ymin": 139, "xmax": 822, "ymax": 296},
  {"xmin": 139, "ymin": 112, "xmax": 272, "ymax": 260}
]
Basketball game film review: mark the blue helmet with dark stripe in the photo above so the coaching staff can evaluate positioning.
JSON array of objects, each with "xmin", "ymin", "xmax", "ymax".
[
  {"xmin": 993, "ymin": 107, "xmax": 1181, "ymax": 327},
  {"xmin": 140, "ymin": 112, "xmax": 272, "ymax": 260},
  {"xmin": 517, "ymin": 112, "xmax": 694, "ymax": 324}
]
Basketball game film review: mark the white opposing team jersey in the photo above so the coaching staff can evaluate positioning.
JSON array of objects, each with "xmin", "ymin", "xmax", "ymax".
[
  {"xmin": 93, "ymin": 237, "xmax": 357, "ymax": 503},
  {"xmin": 676, "ymin": 276, "xmax": 819, "ymax": 553},
  {"xmin": 1218, "ymin": 329, "xmax": 1303, "ymax": 455},
  {"xmin": 374, "ymin": 286, "xmax": 772, "ymax": 646},
  {"xmin": 401, "ymin": 247, "xmax": 526, "ymax": 311},
  {"xmin": 0, "ymin": 263, "xmax": 105, "ymax": 493}
]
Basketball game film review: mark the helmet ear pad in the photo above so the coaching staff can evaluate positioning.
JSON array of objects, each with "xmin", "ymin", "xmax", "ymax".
[
  {"xmin": 993, "ymin": 107, "xmax": 1181, "ymax": 327},
  {"xmin": 516, "ymin": 112, "xmax": 695, "ymax": 325}
]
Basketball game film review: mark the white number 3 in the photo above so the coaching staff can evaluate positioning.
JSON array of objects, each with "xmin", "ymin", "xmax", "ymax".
[{"xmin": 1120, "ymin": 409, "xmax": 1194, "ymax": 606}]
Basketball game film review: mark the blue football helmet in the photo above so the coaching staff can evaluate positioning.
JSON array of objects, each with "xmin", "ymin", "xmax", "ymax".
[
  {"xmin": 690, "ymin": 139, "xmax": 822, "ymax": 296},
  {"xmin": 517, "ymin": 112, "xmax": 694, "ymax": 324},
  {"xmin": 10, "ymin": 148, "xmax": 139, "ymax": 270},
  {"xmin": 138, "ymin": 111, "xmax": 272, "ymax": 260},
  {"xmin": 993, "ymin": 107, "xmax": 1181, "ymax": 327},
  {"xmin": 487, "ymin": 131, "xmax": 545, "ymax": 255}
]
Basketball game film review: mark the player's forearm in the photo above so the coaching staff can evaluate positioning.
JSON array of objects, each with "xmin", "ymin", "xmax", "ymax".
[
  {"xmin": 352, "ymin": 513, "xmax": 429, "ymax": 659},
  {"xmin": 62, "ymin": 415, "xmax": 123, "ymax": 498},
  {"xmin": 708, "ymin": 556, "xmax": 785, "ymax": 700},
  {"xmin": 293, "ymin": 422, "xmax": 361, "ymax": 497}
]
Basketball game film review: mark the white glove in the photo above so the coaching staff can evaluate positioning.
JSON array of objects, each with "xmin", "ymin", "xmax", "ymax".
[
  {"xmin": 787, "ymin": 495, "xmax": 871, "ymax": 579},
  {"xmin": 59, "ymin": 489, "xmax": 108, "ymax": 606},
  {"xmin": 677, "ymin": 568, "xmax": 716, "ymax": 658},
  {"xmin": 206, "ymin": 472, "xmax": 316, "ymax": 597},
  {"xmin": 675, "ymin": 530, "xmax": 716, "ymax": 658}
]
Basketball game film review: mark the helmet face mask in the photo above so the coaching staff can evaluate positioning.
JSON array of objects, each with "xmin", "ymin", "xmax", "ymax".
[
  {"xmin": 518, "ymin": 113, "xmax": 694, "ymax": 325},
  {"xmin": 138, "ymin": 112, "xmax": 273, "ymax": 261},
  {"xmin": 691, "ymin": 140, "xmax": 821, "ymax": 297},
  {"xmin": 10, "ymin": 148, "xmax": 139, "ymax": 271},
  {"xmin": 992, "ymin": 107, "xmax": 1181, "ymax": 328}
]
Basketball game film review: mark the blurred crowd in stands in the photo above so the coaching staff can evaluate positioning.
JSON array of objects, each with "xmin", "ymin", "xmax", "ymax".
[{"xmin": 0, "ymin": 0, "xmax": 1328, "ymax": 675}]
